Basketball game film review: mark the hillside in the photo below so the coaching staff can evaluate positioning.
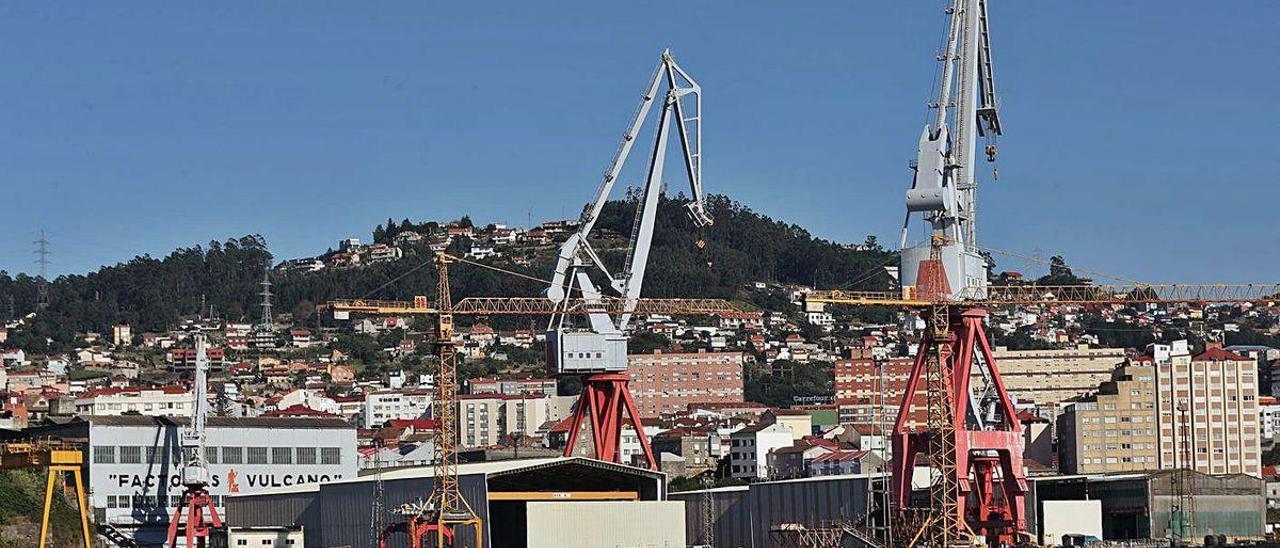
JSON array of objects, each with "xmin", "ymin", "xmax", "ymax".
[
  {"xmin": 1, "ymin": 195, "xmax": 895, "ymax": 350},
  {"xmin": 0, "ymin": 469, "xmax": 87, "ymax": 548}
]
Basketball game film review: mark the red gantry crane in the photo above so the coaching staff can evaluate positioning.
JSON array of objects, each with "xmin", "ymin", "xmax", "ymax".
[
  {"xmin": 809, "ymin": 242, "xmax": 1280, "ymax": 546},
  {"xmin": 328, "ymin": 254, "xmax": 750, "ymax": 547}
]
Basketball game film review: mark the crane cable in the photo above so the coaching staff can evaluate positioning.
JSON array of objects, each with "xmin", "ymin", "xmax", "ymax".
[
  {"xmin": 970, "ymin": 242, "xmax": 1148, "ymax": 285},
  {"xmin": 359, "ymin": 253, "xmax": 554, "ymax": 300}
]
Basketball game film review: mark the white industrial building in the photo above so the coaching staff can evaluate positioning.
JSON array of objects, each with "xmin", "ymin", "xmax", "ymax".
[{"xmin": 26, "ymin": 415, "xmax": 356, "ymax": 546}]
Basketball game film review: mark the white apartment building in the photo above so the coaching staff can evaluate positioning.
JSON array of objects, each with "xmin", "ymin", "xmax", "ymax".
[
  {"xmin": 1152, "ymin": 341, "xmax": 1261, "ymax": 476},
  {"xmin": 459, "ymin": 393, "xmax": 576, "ymax": 448},
  {"xmin": 74, "ymin": 386, "xmax": 194, "ymax": 417},
  {"xmin": 363, "ymin": 390, "xmax": 432, "ymax": 428},
  {"xmin": 728, "ymin": 422, "xmax": 794, "ymax": 480},
  {"xmin": 1260, "ymin": 400, "xmax": 1280, "ymax": 443}
]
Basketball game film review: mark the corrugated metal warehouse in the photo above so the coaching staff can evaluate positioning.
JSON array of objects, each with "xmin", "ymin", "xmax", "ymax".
[
  {"xmin": 671, "ymin": 473, "xmax": 882, "ymax": 548},
  {"xmin": 1028, "ymin": 470, "xmax": 1265, "ymax": 540},
  {"xmin": 226, "ymin": 456, "xmax": 678, "ymax": 548}
]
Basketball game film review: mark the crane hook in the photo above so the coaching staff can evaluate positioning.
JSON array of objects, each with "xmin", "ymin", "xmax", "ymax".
[{"xmin": 985, "ymin": 144, "xmax": 997, "ymax": 162}]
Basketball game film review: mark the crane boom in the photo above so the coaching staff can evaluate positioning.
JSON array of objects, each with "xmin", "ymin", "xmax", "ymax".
[
  {"xmin": 807, "ymin": 283, "xmax": 1280, "ymax": 308},
  {"xmin": 901, "ymin": 0, "xmax": 1002, "ymax": 298}
]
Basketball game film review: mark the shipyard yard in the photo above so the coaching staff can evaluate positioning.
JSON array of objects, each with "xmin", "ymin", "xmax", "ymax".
[{"xmin": 0, "ymin": 1, "xmax": 1278, "ymax": 547}]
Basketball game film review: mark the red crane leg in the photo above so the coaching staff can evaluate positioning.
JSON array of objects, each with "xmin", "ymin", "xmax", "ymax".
[{"xmin": 562, "ymin": 373, "xmax": 657, "ymax": 470}]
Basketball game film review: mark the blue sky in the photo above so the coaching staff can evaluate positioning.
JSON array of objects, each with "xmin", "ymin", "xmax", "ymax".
[{"xmin": 0, "ymin": 2, "xmax": 1276, "ymax": 283}]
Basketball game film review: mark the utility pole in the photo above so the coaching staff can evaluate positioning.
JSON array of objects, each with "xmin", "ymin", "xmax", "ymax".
[{"xmin": 34, "ymin": 230, "xmax": 50, "ymax": 310}]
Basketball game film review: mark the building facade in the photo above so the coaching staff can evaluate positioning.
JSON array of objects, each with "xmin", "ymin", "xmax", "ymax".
[
  {"xmin": 990, "ymin": 345, "xmax": 1127, "ymax": 408},
  {"xmin": 30, "ymin": 415, "xmax": 356, "ymax": 546},
  {"xmin": 1056, "ymin": 361, "xmax": 1159, "ymax": 474},
  {"xmin": 729, "ymin": 422, "xmax": 793, "ymax": 480},
  {"xmin": 74, "ymin": 386, "xmax": 194, "ymax": 417},
  {"xmin": 627, "ymin": 350, "xmax": 745, "ymax": 418},
  {"xmin": 1153, "ymin": 342, "xmax": 1261, "ymax": 475},
  {"xmin": 363, "ymin": 390, "xmax": 432, "ymax": 428}
]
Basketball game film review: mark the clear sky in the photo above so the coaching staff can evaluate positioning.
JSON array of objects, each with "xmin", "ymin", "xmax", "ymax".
[{"xmin": 0, "ymin": 2, "xmax": 1276, "ymax": 284}]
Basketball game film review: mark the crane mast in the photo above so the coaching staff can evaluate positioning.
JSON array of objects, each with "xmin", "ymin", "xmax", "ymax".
[
  {"xmin": 900, "ymin": 0, "xmax": 1002, "ymax": 298},
  {"xmin": 167, "ymin": 333, "xmax": 223, "ymax": 548},
  {"xmin": 544, "ymin": 49, "xmax": 711, "ymax": 469}
]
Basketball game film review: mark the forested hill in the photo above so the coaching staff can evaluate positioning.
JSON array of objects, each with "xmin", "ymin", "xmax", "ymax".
[{"xmin": 1, "ymin": 195, "xmax": 894, "ymax": 351}]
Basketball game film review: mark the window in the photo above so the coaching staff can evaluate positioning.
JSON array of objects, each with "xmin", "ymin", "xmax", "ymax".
[
  {"xmin": 93, "ymin": 446, "xmax": 116, "ymax": 464},
  {"xmin": 119, "ymin": 446, "xmax": 142, "ymax": 464},
  {"xmin": 223, "ymin": 447, "xmax": 243, "ymax": 464},
  {"xmin": 145, "ymin": 446, "xmax": 159, "ymax": 464},
  {"xmin": 207, "ymin": 447, "xmax": 219, "ymax": 464},
  {"xmin": 297, "ymin": 447, "xmax": 317, "ymax": 465},
  {"xmin": 237, "ymin": 541, "xmax": 248, "ymax": 546},
  {"xmin": 321, "ymin": 447, "xmax": 341, "ymax": 465},
  {"xmin": 272, "ymin": 447, "xmax": 293, "ymax": 465},
  {"xmin": 248, "ymin": 447, "xmax": 268, "ymax": 464}
]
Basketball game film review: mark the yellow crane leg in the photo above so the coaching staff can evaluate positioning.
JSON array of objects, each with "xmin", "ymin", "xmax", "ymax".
[
  {"xmin": 38, "ymin": 465, "xmax": 92, "ymax": 548},
  {"xmin": 38, "ymin": 468, "xmax": 56, "ymax": 548},
  {"xmin": 71, "ymin": 466, "xmax": 92, "ymax": 548}
]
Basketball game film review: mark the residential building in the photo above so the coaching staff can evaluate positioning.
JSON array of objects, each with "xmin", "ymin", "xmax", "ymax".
[
  {"xmin": 1260, "ymin": 396, "xmax": 1280, "ymax": 443},
  {"xmin": 834, "ymin": 357, "xmax": 924, "ymax": 428},
  {"xmin": 467, "ymin": 377, "xmax": 556, "ymax": 397},
  {"xmin": 1153, "ymin": 341, "xmax": 1261, "ymax": 475},
  {"xmin": 763, "ymin": 409, "xmax": 813, "ymax": 441},
  {"xmin": 1056, "ymin": 361, "xmax": 1159, "ymax": 474},
  {"xmin": 651, "ymin": 427, "xmax": 721, "ymax": 476},
  {"xmin": 363, "ymin": 390, "xmax": 432, "ymax": 428},
  {"xmin": 627, "ymin": 350, "xmax": 745, "ymax": 418},
  {"xmin": 74, "ymin": 386, "xmax": 195, "ymax": 417},
  {"xmin": 112, "ymin": 324, "xmax": 132, "ymax": 347},
  {"xmin": 729, "ymin": 422, "xmax": 793, "ymax": 480},
  {"xmin": 459, "ymin": 393, "xmax": 575, "ymax": 448},
  {"xmin": 168, "ymin": 346, "xmax": 227, "ymax": 373},
  {"xmin": 989, "ymin": 345, "xmax": 1127, "ymax": 407}
]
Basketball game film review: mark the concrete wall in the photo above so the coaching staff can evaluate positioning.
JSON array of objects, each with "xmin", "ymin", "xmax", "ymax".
[
  {"xmin": 1040, "ymin": 500, "xmax": 1102, "ymax": 545},
  {"xmin": 525, "ymin": 501, "xmax": 685, "ymax": 548}
]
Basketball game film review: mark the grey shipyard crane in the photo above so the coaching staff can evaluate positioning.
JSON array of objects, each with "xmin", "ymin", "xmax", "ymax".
[
  {"xmin": 166, "ymin": 333, "xmax": 223, "ymax": 548},
  {"xmin": 545, "ymin": 49, "xmax": 712, "ymax": 469},
  {"xmin": 900, "ymin": 0, "xmax": 1002, "ymax": 298}
]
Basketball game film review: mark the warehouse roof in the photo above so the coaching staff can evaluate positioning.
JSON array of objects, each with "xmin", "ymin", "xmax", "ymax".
[
  {"xmin": 232, "ymin": 456, "xmax": 664, "ymax": 498},
  {"xmin": 87, "ymin": 415, "xmax": 352, "ymax": 429}
]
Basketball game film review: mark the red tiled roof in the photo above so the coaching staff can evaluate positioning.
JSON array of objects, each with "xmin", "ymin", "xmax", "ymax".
[
  {"xmin": 1193, "ymin": 347, "xmax": 1251, "ymax": 362},
  {"xmin": 79, "ymin": 385, "xmax": 186, "ymax": 398},
  {"xmin": 262, "ymin": 404, "xmax": 342, "ymax": 419},
  {"xmin": 811, "ymin": 450, "xmax": 869, "ymax": 463},
  {"xmin": 388, "ymin": 418, "xmax": 440, "ymax": 430}
]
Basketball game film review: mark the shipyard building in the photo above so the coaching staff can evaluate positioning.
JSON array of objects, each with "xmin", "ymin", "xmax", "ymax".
[
  {"xmin": 14, "ymin": 415, "xmax": 357, "ymax": 546},
  {"xmin": 226, "ymin": 457, "xmax": 682, "ymax": 548}
]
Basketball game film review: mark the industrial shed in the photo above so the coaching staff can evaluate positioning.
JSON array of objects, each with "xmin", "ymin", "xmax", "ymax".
[
  {"xmin": 671, "ymin": 473, "xmax": 882, "ymax": 547},
  {"xmin": 1028, "ymin": 470, "xmax": 1265, "ymax": 540},
  {"xmin": 226, "ymin": 456, "xmax": 674, "ymax": 548}
]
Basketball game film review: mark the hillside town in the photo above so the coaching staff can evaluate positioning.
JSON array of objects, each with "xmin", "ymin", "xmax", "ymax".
[{"xmin": 3, "ymin": 215, "xmax": 1280, "ymax": 544}]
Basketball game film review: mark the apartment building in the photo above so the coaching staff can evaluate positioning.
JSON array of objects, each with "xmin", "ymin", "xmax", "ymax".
[
  {"xmin": 1153, "ymin": 341, "xmax": 1261, "ymax": 475},
  {"xmin": 728, "ymin": 422, "xmax": 793, "ymax": 480},
  {"xmin": 167, "ymin": 346, "xmax": 227, "ymax": 372},
  {"xmin": 458, "ymin": 393, "xmax": 575, "ymax": 448},
  {"xmin": 990, "ymin": 345, "xmax": 1127, "ymax": 408},
  {"xmin": 74, "ymin": 386, "xmax": 194, "ymax": 417},
  {"xmin": 467, "ymin": 377, "xmax": 557, "ymax": 397},
  {"xmin": 627, "ymin": 350, "xmax": 745, "ymax": 418},
  {"xmin": 363, "ymin": 390, "xmax": 432, "ymax": 428},
  {"xmin": 1056, "ymin": 361, "xmax": 1159, "ymax": 474},
  {"xmin": 834, "ymin": 357, "xmax": 924, "ymax": 428}
]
